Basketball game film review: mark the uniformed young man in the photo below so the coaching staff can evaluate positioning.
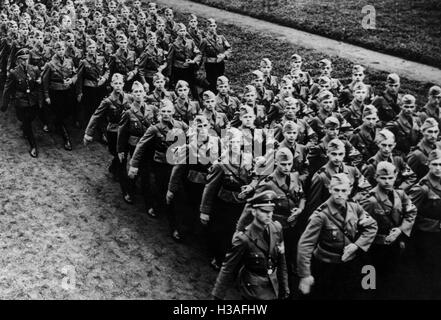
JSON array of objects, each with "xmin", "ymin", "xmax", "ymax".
[
  {"xmin": 187, "ymin": 14, "xmax": 203, "ymax": 49},
  {"xmin": 341, "ymin": 82, "xmax": 369, "ymax": 129},
  {"xmin": 117, "ymin": 81, "xmax": 156, "ymax": 205},
  {"xmin": 212, "ymin": 190, "xmax": 290, "ymax": 300},
  {"xmin": 307, "ymin": 138, "xmax": 370, "ymax": 215},
  {"xmin": 128, "ymin": 99, "xmax": 188, "ymax": 232},
  {"xmin": 199, "ymin": 90, "xmax": 227, "ymax": 136},
  {"xmin": 166, "ymin": 23, "xmax": 201, "ymax": 100},
  {"xmin": 145, "ymin": 72, "xmax": 174, "ymax": 107},
  {"xmin": 83, "ymin": 73, "xmax": 132, "ymax": 178},
  {"xmin": 297, "ymin": 173, "xmax": 378, "ymax": 299},
  {"xmin": 42, "ymin": 40, "xmax": 77, "ymax": 151},
  {"xmin": 418, "ymin": 85, "xmax": 441, "ymax": 129},
  {"xmin": 199, "ymin": 18, "xmax": 231, "ymax": 93},
  {"xmin": 349, "ymin": 105, "xmax": 380, "ymax": 162},
  {"xmin": 372, "ymin": 73, "xmax": 401, "ymax": 126},
  {"xmin": 76, "ymin": 38, "xmax": 109, "ymax": 127},
  {"xmin": 407, "ymin": 118, "xmax": 441, "ymax": 180},
  {"xmin": 166, "ymin": 114, "xmax": 221, "ymax": 241},
  {"xmin": 250, "ymin": 69, "xmax": 274, "ymax": 113},
  {"xmin": 409, "ymin": 149, "xmax": 441, "ymax": 299},
  {"xmin": 339, "ymin": 65, "xmax": 374, "ymax": 108},
  {"xmin": 259, "ymin": 58, "xmax": 279, "ymax": 95},
  {"xmin": 361, "ymin": 161, "xmax": 416, "ymax": 299},
  {"xmin": 0, "ymin": 48, "xmax": 41, "ymax": 157},
  {"xmin": 109, "ymin": 34, "xmax": 137, "ymax": 91},
  {"xmin": 384, "ymin": 94, "xmax": 422, "ymax": 157},
  {"xmin": 214, "ymin": 75, "xmax": 240, "ymax": 122},
  {"xmin": 172, "ymin": 79, "xmax": 200, "ymax": 124},
  {"xmin": 361, "ymin": 128, "xmax": 417, "ymax": 192}
]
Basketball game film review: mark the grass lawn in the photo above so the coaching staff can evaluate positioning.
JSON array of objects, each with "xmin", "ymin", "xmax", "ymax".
[
  {"xmin": 187, "ymin": 0, "xmax": 441, "ymax": 69},
  {"xmin": 173, "ymin": 10, "xmax": 434, "ymax": 106}
]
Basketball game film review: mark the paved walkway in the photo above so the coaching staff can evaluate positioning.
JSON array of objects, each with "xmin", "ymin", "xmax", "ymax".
[{"xmin": 157, "ymin": 0, "xmax": 441, "ymax": 84}]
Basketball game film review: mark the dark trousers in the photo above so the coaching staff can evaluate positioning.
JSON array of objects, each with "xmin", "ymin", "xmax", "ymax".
[
  {"xmin": 49, "ymin": 88, "xmax": 74, "ymax": 142},
  {"xmin": 311, "ymin": 256, "xmax": 366, "ymax": 299},
  {"xmin": 171, "ymin": 65, "xmax": 199, "ymax": 100},
  {"xmin": 205, "ymin": 62, "xmax": 225, "ymax": 93},
  {"xmin": 209, "ymin": 199, "xmax": 244, "ymax": 265},
  {"xmin": 106, "ymin": 130, "xmax": 120, "ymax": 176},
  {"xmin": 81, "ymin": 85, "xmax": 107, "ymax": 127},
  {"xmin": 16, "ymin": 105, "xmax": 37, "ymax": 149}
]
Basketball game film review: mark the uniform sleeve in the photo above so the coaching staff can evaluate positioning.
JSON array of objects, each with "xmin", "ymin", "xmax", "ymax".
[
  {"xmin": 130, "ymin": 125, "xmax": 157, "ymax": 168},
  {"xmin": 399, "ymin": 191, "xmax": 417, "ymax": 237},
  {"xmin": 406, "ymin": 150, "xmax": 425, "ymax": 180},
  {"xmin": 75, "ymin": 59, "xmax": 85, "ymax": 96},
  {"xmin": 116, "ymin": 110, "xmax": 131, "ymax": 154},
  {"xmin": 137, "ymin": 52, "xmax": 148, "ymax": 85},
  {"xmin": 306, "ymin": 173, "xmax": 326, "ymax": 215},
  {"xmin": 0, "ymin": 70, "xmax": 16, "ymax": 111},
  {"xmin": 345, "ymin": 140, "xmax": 363, "ymax": 169},
  {"xmin": 212, "ymin": 232, "xmax": 248, "ymax": 299},
  {"xmin": 41, "ymin": 62, "xmax": 52, "ymax": 99},
  {"xmin": 168, "ymin": 162, "xmax": 189, "ymax": 194},
  {"xmin": 275, "ymin": 223, "xmax": 289, "ymax": 298},
  {"xmin": 297, "ymin": 212, "xmax": 325, "ymax": 278},
  {"xmin": 200, "ymin": 163, "xmax": 224, "ymax": 216},
  {"xmin": 408, "ymin": 183, "xmax": 428, "ymax": 211},
  {"xmin": 354, "ymin": 204, "xmax": 378, "ymax": 251},
  {"xmin": 85, "ymin": 98, "xmax": 109, "ymax": 137},
  {"xmin": 397, "ymin": 157, "xmax": 417, "ymax": 192},
  {"xmin": 352, "ymin": 167, "xmax": 372, "ymax": 203}
]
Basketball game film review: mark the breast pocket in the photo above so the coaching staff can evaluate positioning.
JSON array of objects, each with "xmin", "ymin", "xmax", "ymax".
[{"xmin": 323, "ymin": 227, "xmax": 339, "ymax": 241}]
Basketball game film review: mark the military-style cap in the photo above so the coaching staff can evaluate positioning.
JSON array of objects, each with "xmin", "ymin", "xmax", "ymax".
[
  {"xmin": 148, "ymin": 2, "xmax": 157, "ymax": 8},
  {"xmin": 318, "ymin": 76, "xmax": 331, "ymax": 86},
  {"xmin": 93, "ymin": 10, "xmax": 102, "ymax": 16},
  {"xmin": 386, "ymin": 73, "xmax": 400, "ymax": 85},
  {"xmin": 317, "ymin": 90, "xmax": 333, "ymax": 102},
  {"xmin": 164, "ymin": 8, "xmax": 173, "ymax": 14},
  {"xmin": 276, "ymin": 147, "xmax": 294, "ymax": 162},
  {"xmin": 189, "ymin": 14, "xmax": 197, "ymax": 21},
  {"xmin": 376, "ymin": 161, "xmax": 396, "ymax": 176},
  {"xmin": 107, "ymin": 14, "xmax": 117, "ymax": 21},
  {"xmin": 131, "ymin": 81, "xmax": 143, "ymax": 91},
  {"xmin": 324, "ymin": 116, "xmax": 340, "ymax": 129},
  {"xmin": 327, "ymin": 138, "xmax": 345, "ymax": 152},
  {"xmin": 175, "ymin": 80, "xmax": 189, "ymax": 90},
  {"xmin": 251, "ymin": 70, "xmax": 264, "ymax": 79},
  {"xmin": 291, "ymin": 54, "xmax": 302, "ymax": 63},
  {"xmin": 86, "ymin": 38, "xmax": 96, "ymax": 47},
  {"xmin": 202, "ymin": 90, "xmax": 216, "ymax": 100},
  {"xmin": 330, "ymin": 173, "xmax": 351, "ymax": 188},
  {"xmin": 353, "ymin": 82, "xmax": 367, "ymax": 92},
  {"xmin": 176, "ymin": 23, "xmax": 186, "ymax": 31},
  {"xmin": 51, "ymin": 25, "xmax": 59, "ymax": 32},
  {"xmin": 15, "ymin": 48, "xmax": 30, "ymax": 60},
  {"xmin": 284, "ymin": 97, "xmax": 299, "ymax": 106},
  {"xmin": 401, "ymin": 94, "xmax": 416, "ymax": 105},
  {"xmin": 428, "ymin": 149, "xmax": 441, "ymax": 163},
  {"xmin": 421, "ymin": 117, "xmax": 439, "ymax": 132},
  {"xmin": 216, "ymin": 75, "xmax": 229, "ymax": 85},
  {"xmin": 260, "ymin": 58, "xmax": 272, "ymax": 67},
  {"xmin": 375, "ymin": 129, "xmax": 395, "ymax": 144},
  {"xmin": 319, "ymin": 58, "xmax": 332, "ymax": 67},
  {"xmin": 239, "ymin": 105, "xmax": 255, "ymax": 117},
  {"xmin": 283, "ymin": 120, "xmax": 299, "ymax": 132},
  {"xmin": 247, "ymin": 190, "xmax": 276, "ymax": 210},
  {"xmin": 428, "ymin": 85, "xmax": 441, "ymax": 97},
  {"xmin": 207, "ymin": 18, "xmax": 216, "ymax": 25},
  {"xmin": 153, "ymin": 72, "xmax": 165, "ymax": 82},
  {"xmin": 243, "ymin": 85, "xmax": 257, "ymax": 95},
  {"xmin": 128, "ymin": 23, "xmax": 137, "ymax": 32},
  {"xmin": 111, "ymin": 73, "xmax": 124, "ymax": 82},
  {"xmin": 362, "ymin": 105, "xmax": 378, "ymax": 118},
  {"xmin": 279, "ymin": 76, "xmax": 293, "ymax": 87},
  {"xmin": 159, "ymin": 98, "xmax": 174, "ymax": 109},
  {"xmin": 194, "ymin": 114, "xmax": 209, "ymax": 125},
  {"xmin": 118, "ymin": 33, "xmax": 128, "ymax": 42}
]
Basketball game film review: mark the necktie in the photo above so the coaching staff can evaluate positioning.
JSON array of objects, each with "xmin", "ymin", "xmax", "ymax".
[
  {"xmin": 387, "ymin": 191, "xmax": 395, "ymax": 205},
  {"xmin": 263, "ymin": 226, "xmax": 270, "ymax": 245},
  {"xmin": 285, "ymin": 175, "xmax": 291, "ymax": 189},
  {"xmin": 140, "ymin": 105, "xmax": 145, "ymax": 116}
]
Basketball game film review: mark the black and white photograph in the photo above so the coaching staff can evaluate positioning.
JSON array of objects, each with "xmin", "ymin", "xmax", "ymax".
[{"xmin": 0, "ymin": 0, "xmax": 440, "ymax": 307}]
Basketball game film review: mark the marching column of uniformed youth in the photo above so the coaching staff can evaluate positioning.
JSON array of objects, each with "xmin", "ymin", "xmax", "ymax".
[
  {"xmin": 0, "ymin": 48, "xmax": 41, "ymax": 157},
  {"xmin": 409, "ymin": 150, "xmax": 441, "ymax": 299},
  {"xmin": 129, "ymin": 99, "xmax": 188, "ymax": 241},
  {"xmin": 297, "ymin": 173, "xmax": 378, "ymax": 299},
  {"xmin": 212, "ymin": 190, "xmax": 290, "ymax": 300},
  {"xmin": 360, "ymin": 161, "xmax": 417, "ymax": 299},
  {"xmin": 42, "ymin": 40, "xmax": 77, "ymax": 151}
]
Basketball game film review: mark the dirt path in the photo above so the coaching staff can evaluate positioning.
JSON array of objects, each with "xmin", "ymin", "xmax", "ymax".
[{"xmin": 157, "ymin": 0, "xmax": 441, "ymax": 84}]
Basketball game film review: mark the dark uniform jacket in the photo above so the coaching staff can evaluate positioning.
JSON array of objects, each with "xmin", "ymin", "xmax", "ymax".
[
  {"xmin": 372, "ymin": 90, "xmax": 401, "ymax": 125},
  {"xmin": 407, "ymin": 139, "xmax": 441, "ymax": 180},
  {"xmin": 215, "ymin": 93, "xmax": 240, "ymax": 121},
  {"xmin": 417, "ymin": 102, "xmax": 441, "ymax": 129},
  {"xmin": 201, "ymin": 109, "xmax": 228, "ymax": 136},
  {"xmin": 349, "ymin": 124, "xmax": 379, "ymax": 162},
  {"xmin": 271, "ymin": 116, "xmax": 317, "ymax": 146},
  {"xmin": 145, "ymin": 89, "xmax": 175, "ymax": 108},
  {"xmin": 297, "ymin": 199, "xmax": 377, "ymax": 277},
  {"xmin": 0, "ymin": 63, "xmax": 41, "ymax": 110},
  {"xmin": 166, "ymin": 37, "xmax": 201, "ymax": 70},
  {"xmin": 409, "ymin": 174, "xmax": 441, "ymax": 233},
  {"xmin": 361, "ymin": 152, "xmax": 417, "ymax": 192},
  {"xmin": 130, "ymin": 118, "xmax": 188, "ymax": 166},
  {"xmin": 200, "ymin": 33, "xmax": 231, "ymax": 64},
  {"xmin": 117, "ymin": 102, "xmax": 158, "ymax": 153},
  {"xmin": 173, "ymin": 97, "xmax": 200, "ymax": 124},
  {"xmin": 137, "ymin": 45, "xmax": 166, "ymax": 83},
  {"xmin": 341, "ymin": 99, "xmax": 365, "ymax": 129},
  {"xmin": 109, "ymin": 48, "xmax": 137, "ymax": 80},
  {"xmin": 308, "ymin": 108, "xmax": 352, "ymax": 140},
  {"xmin": 76, "ymin": 53, "xmax": 109, "ymax": 94},
  {"xmin": 277, "ymin": 139, "xmax": 309, "ymax": 183},
  {"xmin": 42, "ymin": 55, "xmax": 77, "ymax": 98},
  {"xmin": 339, "ymin": 82, "xmax": 374, "ymax": 108},
  {"xmin": 264, "ymin": 75, "xmax": 279, "ymax": 95},
  {"xmin": 307, "ymin": 162, "xmax": 371, "ymax": 215},
  {"xmin": 85, "ymin": 91, "xmax": 132, "ymax": 136},
  {"xmin": 212, "ymin": 220, "xmax": 289, "ymax": 300},
  {"xmin": 187, "ymin": 27, "xmax": 204, "ymax": 48},
  {"xmin": 361, "ymin": 186, "xmax": 416, "ymax": 244},
  {"xmin": 29, "ymin": 44, "xmax": 51, "ymax": 71},
  {"xmin": 385, "ymin": 112, "xmax": 422, "ymax": 156}
]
